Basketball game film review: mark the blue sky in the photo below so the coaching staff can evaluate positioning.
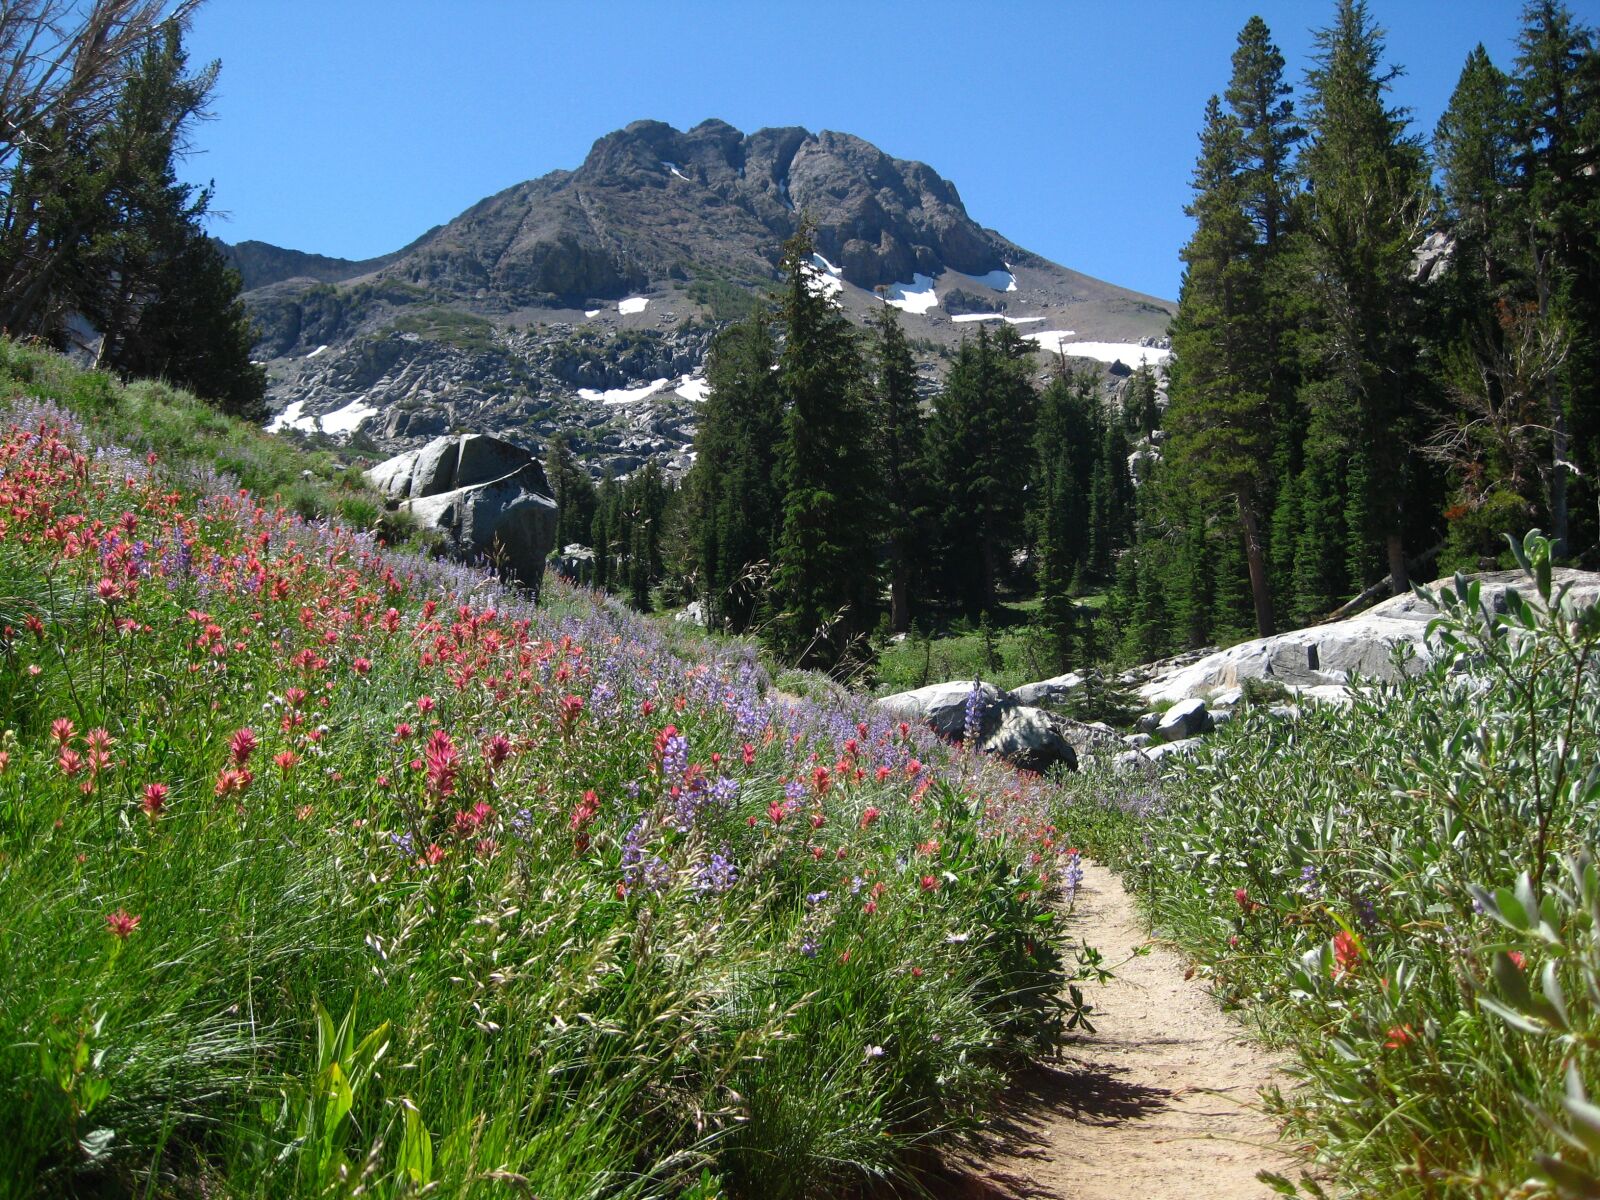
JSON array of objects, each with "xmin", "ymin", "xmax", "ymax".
[{"xmin": 185, "ymin": 1, "xmax": 1564, "ymax": 301}]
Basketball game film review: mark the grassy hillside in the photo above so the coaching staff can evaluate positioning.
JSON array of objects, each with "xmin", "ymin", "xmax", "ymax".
[
  {"xmin": 0, "ymin": 339, "xmax": 412, "ymax": 546},
  {"xmin": 0, "ymin": 347, "xmax": 1088, "ymax": 1197}
]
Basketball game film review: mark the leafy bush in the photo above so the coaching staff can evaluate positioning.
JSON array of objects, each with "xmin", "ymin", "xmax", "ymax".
[{"xmin": 1070, "ymin": 533, "xmax": 1600, "ymax": 1198}]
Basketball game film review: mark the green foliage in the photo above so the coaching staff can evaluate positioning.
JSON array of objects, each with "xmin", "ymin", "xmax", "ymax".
[
  {"xmin": 384, "ymin": 306, "xmax": 499, "ymax": 353},
  {"xmin": 547, "ymin": 430, "xmax": 598, "ymax": 550},
  {"xmin": 0, "ymin": 18, "xmax": 264, "ymax": 417},
  {"xmin": 765, "ymin": 224, "xmax": 882, "ymax": 669},
  {"xmin": 0, "ymin": 337, "xmax": 414, "ymax": 546},
  {"xmin": 869, "ymin": 300, "xmax": 928, "ymax": 635},
  {"xmin": 686, "ymin": 311, "xmax": 782, "ymax": 631},
  {"xmin": 1071, "ymin": 532, "xmax": 1600, "ymax": 1197},
  {"xmin": 686, "ymin": 274, "xmax": 763, "ymax": 321},
  {"xmin": 925, "ymin": 325, "xmax": 1037, "ymax": 615}
]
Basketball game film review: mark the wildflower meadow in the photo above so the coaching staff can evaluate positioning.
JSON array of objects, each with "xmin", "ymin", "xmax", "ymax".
[{"xmin": 0, "ymin": 377, "xmax": 1087, "ymax": 1197}]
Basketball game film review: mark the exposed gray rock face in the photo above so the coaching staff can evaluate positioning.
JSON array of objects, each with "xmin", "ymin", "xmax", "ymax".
[
  {"xmin": 978, "ymin": 706, "xmax": 1078, "ymax": 774},
  {"xmin": 552, "ymin": 543, "xmax": 596, "ymax": 583},
  {"xmin": 1141, "ymin": 569, "xmax": 1600, "ymax": 707},
  {"xmin": 1154, "ymin": 697, "xmax": 1212, "ymax": 742},
  {"xmin": 243, "ymin": 119, "xmax": 1175, "ymax": 483},
  {"xmin": 366, "ymin": 435, "xmax": 558, "ymax": 592},
  {"xmin": 876, "ymin": 680, "xmax": 1077, "ymax": 773},
  {"xmin": 877, "ymin": 680, "xmax": 1009, "ymax": 742},
  {"xmin": 1011, "ymin": 672, "xmax": 1084, "ymax": 707}
]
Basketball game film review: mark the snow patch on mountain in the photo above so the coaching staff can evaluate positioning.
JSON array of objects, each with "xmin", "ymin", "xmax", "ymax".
[
  {"xmin": 804, "ymin": 253, "xmax": 844, "ymax": 299},
  {"xmin": 675, "ymin": 375, "xmax": 712, "ymax": 403},
  {"xmin": 1025, "ymin": 332, "xmax": 1170, "ymax": 365},
  {"xmin": 579, "ymin": 378, "xmax": 671, "ymax": 405},
  {"xmin": 618, "ymin": 296, "xmax": 650, "ymax": 315},
  {"xmin": 661, "ymin": 161, "xmax": 690, "ymax": 181},
  {"xmin": 267, "ymin": 400, "xmax": 307, "ymax": 433},
  {"xmin": 952, "ymin": 266, "xmax": 1017, "ymax": 292},
  {"xmin": 883, "ymin": 274, "xmax": 939, "ymax": 314},
  {"xmin": 319, "ymin": 397, "xmax": 379, "ymax": 434}
]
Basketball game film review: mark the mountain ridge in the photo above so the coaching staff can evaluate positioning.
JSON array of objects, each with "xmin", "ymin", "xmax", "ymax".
[{"xmin": 229, "ymin": 118, "xmax": 1174, "ymax": 475}]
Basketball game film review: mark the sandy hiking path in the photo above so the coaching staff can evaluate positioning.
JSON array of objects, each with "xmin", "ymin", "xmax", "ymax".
[{"xmin": 939, "ymin": 860, "xmax": 1299, "ymax": 1200}]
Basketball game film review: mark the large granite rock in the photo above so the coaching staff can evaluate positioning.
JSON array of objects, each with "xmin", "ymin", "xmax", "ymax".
[
  {"xmin": 978, "ymin": 706, "xmax": 1078, "ymax": 774},
  {"xmin": 1011, "ymin": 672, "xmax": 1084, "ymax": 707},
  {"xmin": 876, "ymin": 680, "xmax": 1077, "ymax": 774},
  {"xmin": 1141, "ymin": 568, "xmax": 1600, "ymax": 706},
  {"xmin": 366, "ymin": 434, "xmax": 558, "ymax": 592},
  {"xmin": 877, "ymin": 680, "xmax": 1009, "ymax": 741},
  {"xmin": 1154, "ymin": 697, "xmax": 1212, "ymax": 742}
]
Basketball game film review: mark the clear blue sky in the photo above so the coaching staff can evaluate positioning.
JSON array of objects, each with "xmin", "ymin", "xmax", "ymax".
[{"xmin": 185, "ymin": 1, "xmax": 1566, "ymax": 302}]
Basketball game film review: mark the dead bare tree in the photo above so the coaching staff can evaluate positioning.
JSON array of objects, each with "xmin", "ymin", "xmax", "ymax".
[{"xmin": 1426, "ymin": 295, "xmax": 1572, "ymax": 537}]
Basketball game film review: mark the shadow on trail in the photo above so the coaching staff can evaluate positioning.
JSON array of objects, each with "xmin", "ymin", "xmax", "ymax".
[{"xmin": 902, "ymin": 1059, "xmax": 1171, "ymax": 1199}]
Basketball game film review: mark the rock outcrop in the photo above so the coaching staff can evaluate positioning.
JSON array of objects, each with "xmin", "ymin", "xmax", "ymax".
[
  {"xmin": 366, "ymin": 434, "xmax": 558, "ymax": 591},
  {"xmin": 876, "ymin": 681, "xmax": 1078, "ymax": 774},
  {"xmin": 1140, "ymin": 568, "xmax": 1600, "ymax": 707}
]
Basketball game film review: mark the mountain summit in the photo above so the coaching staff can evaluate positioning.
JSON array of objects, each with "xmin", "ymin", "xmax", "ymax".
[{"xmin": 226, "ymin": 119, "xmax": 1173, "ymax": 471}]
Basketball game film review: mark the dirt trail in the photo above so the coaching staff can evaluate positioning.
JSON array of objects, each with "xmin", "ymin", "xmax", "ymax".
[{"xmin": 943, "ymin": 860, "xmax": 1297, "ymax": 1200}]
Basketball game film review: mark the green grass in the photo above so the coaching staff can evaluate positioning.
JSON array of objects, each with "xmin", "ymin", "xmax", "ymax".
[
  {"xmin": 0, "ymin": 347, "xmax": 1091, "ymax": 1198},
  {"xmin": 1061, "ymin": 536, "xmax": 1600, "ymax": 1198},
  {"xmin": 873, "ymin": 598, "xmax": 1106, "ymax": 696},
  {"xmin": 0, "ymin": 338, "xmax": 417, "ymax": 547},
  {"xmin": 384, "ymin": 307, "xmax": 499, "ymax": 354}
]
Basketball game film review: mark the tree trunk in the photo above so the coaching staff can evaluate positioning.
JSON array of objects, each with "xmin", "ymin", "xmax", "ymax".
[
  {"xmin": 1386, "ymin": 531, "xmax": 1409, "ymax": 595},
  {"xmin": 889, "ymin": 551, "xmax": 910, "ymax": 635},
  {"xmin": 1552, "ymin": 402, "xmax": 1570, "ymax": 560},
  {"xmin": 1237, "ymin": 495, "xmax": 1274, "ymax": 638},
  {"xmin": 980, "ymin": 535, "xmax": 998, "ymax": 615}
]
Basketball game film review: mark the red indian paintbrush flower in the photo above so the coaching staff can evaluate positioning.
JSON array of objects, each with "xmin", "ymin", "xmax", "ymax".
[
  {"xmin": 1332, "ymin": 931, "xmax": 1361, "ymax": 978},
  {"xmin": 424, "ymin": 729, "xmax": 459, "ymax": 798},
  {"xmin": 105, "ymin": 909, "xmax": 140, "ymax": 939},
  {"xmin": 229, "ymin": 728, "xmax": 257, "ymax": 766},
  {"xmin": 141, "ymin": 782, "xmax": 168, "ymax": 820}
]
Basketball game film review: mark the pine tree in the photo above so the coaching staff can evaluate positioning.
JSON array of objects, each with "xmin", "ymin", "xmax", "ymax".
[
  {"xmin": 869, "ymin": 298, "xmax": 926, "ymax": 633},
  {"xmin": 1165, "ymin": 92, "xmax": 1277, "ymax": 636},
  {"xmin": 1512, "ymin": 1, "xmax": 1600, "ymax": 559},
  {"xmin": 1033, "ymin": 365, "xmax": 1100, "ymax": 665},
  {"xmin": 0, "ymin": 20, "xmax": 263, "ymax": 416},
  {"xmin": 685, "ymin": 311, "xmax": 781, "ymax": 629},
  {"xmin": 548, "ymin": 432, "xmax": 598, "ymax": 550},
  {"xmin": 765, "ymin": 225, "xmax": 880, "ymax": 668},
  {"xmin": 1437, "ymin": 46, "xmax": 1523, "ymax": 295},
  {"xmin": 592, "ymin": 471, "xmax": 619, "ymax": 592},
  {"xmin": 926, "ymin": 325, "xmax": 1037, "ymax": 614},
  {"xmin": 1296, "ymin": 0, "xmax": 1432, "ymax": 596},
  {"xmin": 1122, "ymin": 363, "xmax": 1161, "ymax": 440}
]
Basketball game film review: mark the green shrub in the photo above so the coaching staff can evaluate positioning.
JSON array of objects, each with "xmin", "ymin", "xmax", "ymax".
[{"xmin": 1070, "ymin": 533, "xmax": 1600, "ymax": 1197}]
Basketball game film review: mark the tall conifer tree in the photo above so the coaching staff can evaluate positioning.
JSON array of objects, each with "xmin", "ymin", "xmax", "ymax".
[
  {"xmin": 1295, "ymin": 0, "xmax": 1431, "ymax": 598},
  {"xmin": 1166, "ymin": 94, "xmax": 1277, "ymax": 636},
  {"xmin": 766, "ymin": 225, "xmax": 880, "ymax": 668},
  {"xmin": 686, "ymin": 311, "xmax": 782, "ymax": 630},
  {"xmin": 869, "ymin": 298, "xmax": 926, "ymax": 633}
]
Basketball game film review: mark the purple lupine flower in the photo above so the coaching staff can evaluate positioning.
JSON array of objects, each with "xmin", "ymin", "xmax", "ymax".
[
  {"xmin": 963, "ymin": 678, "xmax": 984, "ymax": 746},
  {"xmin": 693, "ymin": 849, "xmax": 738, "ymax": 896}
]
